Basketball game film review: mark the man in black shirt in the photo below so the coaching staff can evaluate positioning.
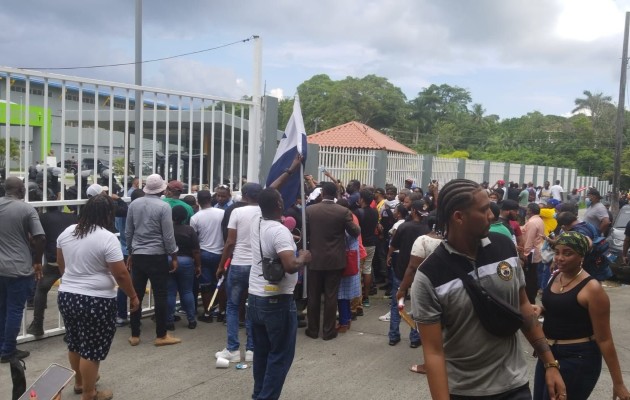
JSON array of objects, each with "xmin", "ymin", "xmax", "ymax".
[
  {"xmin": 26, "ymin": 206, "xmax": 78, "ymax": 336},
  {"xmin": 353, "ymin": 189, "xmax": 378, "ymax": 308},
  {"xmin": 386, "ymin": 200, "xmax": 428, "ymax": 347}
]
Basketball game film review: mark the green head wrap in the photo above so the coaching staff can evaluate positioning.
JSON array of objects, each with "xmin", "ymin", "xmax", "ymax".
[{"xmin": 554, "ymin": 231, "xmax": 590, "ymax": 257}]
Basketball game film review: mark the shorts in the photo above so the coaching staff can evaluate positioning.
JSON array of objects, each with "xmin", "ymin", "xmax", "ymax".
[
  {"xmin": 361, "ymin": 246, "xmax": 375, "ymax": 274},
  {"xmin": 58, "ymin": 291, "xmax": 117, "ymax": 361}
]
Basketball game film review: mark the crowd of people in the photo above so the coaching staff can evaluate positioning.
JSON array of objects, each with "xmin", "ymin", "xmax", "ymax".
[{"xmin": 2, "ymin": 167, "xmax": 630, "ymax": 399}]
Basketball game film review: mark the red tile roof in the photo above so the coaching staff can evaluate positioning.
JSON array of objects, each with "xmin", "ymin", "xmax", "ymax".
[{"xmin": 307, "ymin": 121, "xmax": 416, "ymax": 155}]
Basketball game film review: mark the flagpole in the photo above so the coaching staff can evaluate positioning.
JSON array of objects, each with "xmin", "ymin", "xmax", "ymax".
[{"xmin": 300, "ymin": 161, "xmax": 308, "ymax": 298}]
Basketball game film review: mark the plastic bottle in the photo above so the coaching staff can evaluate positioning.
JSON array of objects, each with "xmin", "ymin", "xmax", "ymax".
[{"xmin": 29, "ymin": 390, "xmax": 38, "ymax": 400}]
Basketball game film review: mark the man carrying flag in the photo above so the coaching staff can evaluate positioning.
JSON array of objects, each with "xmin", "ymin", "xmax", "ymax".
[{"xmin": 245, "ymin": 96, "xmax": 308, "ymax": 399}]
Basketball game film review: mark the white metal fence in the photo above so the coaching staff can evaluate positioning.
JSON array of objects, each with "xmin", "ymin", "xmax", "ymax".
[
  {"xmin": 317, "ymin": 146, "xmax": 376, "ymax": 187},
  {"xmin": 1, "ymin": 67, "xmax": 261, "ymax": 343},
  {"xmin": 315, "ymin": 146, "xmax": 611, "ymax": 195}
]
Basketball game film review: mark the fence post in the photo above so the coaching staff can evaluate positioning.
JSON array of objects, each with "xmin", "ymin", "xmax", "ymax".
[
  {"xmin": 258, "ymin": 95, "xmax": 279, "ymax": 184},
  {"xmin": 305, "ymin": 143, "xmax": 319, "ymax": 177},
  {"xmin": 374, "ymin": 150, "xmax": 387, "ymax": 188},
  {"xmin": 483, "ymin": 161, "xmax": 490, "ymax": 184},
  {"xmin": 503, "ymin": 163, "xmax": 510, "ymax": 182},
  {"xmin": 422, "ymin": 154, "xmax": 433, "ymax": 190},
  {"xmin": 457, "ymin": 158, "xmax": 466, "ymax": 179},
  {"xmin": 519, "ymin": 164, "xmax": 525, "ymax": 185}
]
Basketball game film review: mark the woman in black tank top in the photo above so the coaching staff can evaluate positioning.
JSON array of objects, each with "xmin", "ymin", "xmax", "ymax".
[{"xmin": 532, "ymin": 232, "xmax": 630, "ymax": 400}]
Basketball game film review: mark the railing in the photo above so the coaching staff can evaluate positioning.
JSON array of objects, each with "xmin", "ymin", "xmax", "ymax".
[{"xmin": 1, "ymin": 66, "xmax": 261, "ymax": 342}]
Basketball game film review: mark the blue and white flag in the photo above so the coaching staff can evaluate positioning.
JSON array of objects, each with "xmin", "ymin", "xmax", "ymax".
[{"xmin": 266, "ymin": 95, "xmax": 307, "ymax": 209}]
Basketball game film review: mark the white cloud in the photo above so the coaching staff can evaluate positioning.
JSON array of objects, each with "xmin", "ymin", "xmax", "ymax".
[{"xmin": 268, "ymin": 88, "xmax": 284, "ymax": 99}]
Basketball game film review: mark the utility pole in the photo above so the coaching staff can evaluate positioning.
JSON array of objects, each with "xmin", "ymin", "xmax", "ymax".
[
  {"xmin": 134, "ymin": 0, "xmax": 142, "ymax": 179},
  {"xmin": 611, "ymin": 11, "xmax": 629, "ymax": 217}
]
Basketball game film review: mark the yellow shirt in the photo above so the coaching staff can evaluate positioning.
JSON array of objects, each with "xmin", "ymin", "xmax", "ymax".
[{"xmin": 539, "ymin": 208, "xmax": 557, "ymax": 236}]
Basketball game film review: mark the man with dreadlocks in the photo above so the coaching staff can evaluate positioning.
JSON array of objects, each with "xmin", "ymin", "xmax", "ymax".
[{"xmin": 411, "ymin": 179, "xmax": 566, "ymax": 400}]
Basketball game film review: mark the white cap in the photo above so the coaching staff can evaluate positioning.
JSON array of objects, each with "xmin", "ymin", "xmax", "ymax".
[{"xmin": 86, "ymin": 183, "xmax": 104, "ymax": 198}]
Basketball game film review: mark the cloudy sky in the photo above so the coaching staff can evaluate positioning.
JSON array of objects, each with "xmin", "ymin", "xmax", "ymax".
[{"xmin": 2, "ymin": 0, "xmax": 630, "ymax": 119}]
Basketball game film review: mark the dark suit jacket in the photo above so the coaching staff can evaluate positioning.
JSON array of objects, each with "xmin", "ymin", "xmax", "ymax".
[{"xmin": 306, "ymin": 200, "xmax": 360, "ymax": 271}]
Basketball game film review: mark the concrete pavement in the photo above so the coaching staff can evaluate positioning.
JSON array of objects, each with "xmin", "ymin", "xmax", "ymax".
[{"xmin": 2, "ymin": 283, "xmax": 630, "ymax": 399}]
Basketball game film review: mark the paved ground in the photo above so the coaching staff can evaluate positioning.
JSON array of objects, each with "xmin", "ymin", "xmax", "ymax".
[{"xmin": 2, "ymin": 283, "xmax": 630, "ymax": 400}]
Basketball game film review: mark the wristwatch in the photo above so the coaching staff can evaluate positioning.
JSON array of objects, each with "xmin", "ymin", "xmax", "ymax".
[{"xmin": 544, "ymin": 360, "xmax": 560, "ymax": 370}]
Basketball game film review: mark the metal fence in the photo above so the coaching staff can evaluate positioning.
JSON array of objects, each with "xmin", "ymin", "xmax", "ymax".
[
  {"xmin": 316, "ymin": 146, "xmax": 612, "ymax": 194},
  {"xmin": 1, "ymin": 67, "xmax": 261, "ymax": 343}
]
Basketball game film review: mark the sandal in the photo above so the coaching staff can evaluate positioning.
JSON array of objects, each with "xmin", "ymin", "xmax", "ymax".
[
  {"xmin": 410, "ymin": 364, "xmax": 427, "ymax": 374},
  {"xmin": 74, "ymin": 374, "xmax": 101, "ymax": 394}
]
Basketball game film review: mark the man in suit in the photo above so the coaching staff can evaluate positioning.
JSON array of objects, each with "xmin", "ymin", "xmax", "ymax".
[{"xmin": 305, "ymin": 182, "xmax": 360, "ymax": 341}]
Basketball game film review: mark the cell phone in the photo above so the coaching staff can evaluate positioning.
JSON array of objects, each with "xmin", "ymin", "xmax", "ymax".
[
  {"xmin": 19, "ymin": 363, "xmax": 75, "ymax": 400},
  {"xmin": 318, "ymin": 166, "xmax": 327, "ymax": 174}
]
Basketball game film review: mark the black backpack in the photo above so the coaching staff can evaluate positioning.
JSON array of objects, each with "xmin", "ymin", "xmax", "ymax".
[{"xmin": 10, "ymin": 358, "xmax": 26, "ymax": 400}]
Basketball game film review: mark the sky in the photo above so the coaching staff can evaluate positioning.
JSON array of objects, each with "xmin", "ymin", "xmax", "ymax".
[{"xmin": 2, "ymin": 0, "xmax": 630, "ymax": 120}]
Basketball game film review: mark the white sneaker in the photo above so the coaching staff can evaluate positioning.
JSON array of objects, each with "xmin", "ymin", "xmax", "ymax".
[
  {"xmin": 379, "ymin": 311, "xmax": 391, "ymax": 322},
  {"xmin": 245, "ymin": 350, "xmax": 254, "ymax": 362},
  {"xmin": 215, "ymin": 348, "xmax": 241, "ymax": 362}
]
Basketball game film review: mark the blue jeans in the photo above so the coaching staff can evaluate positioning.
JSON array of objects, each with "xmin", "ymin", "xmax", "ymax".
[
  {"xmin": 0, "ymin": 276, "xmax": 31, "ymax": 356},
  {"xmin": 538, "ymin": 262, "xmax": 551, "ymax": 290},
  {"xmin": 167, "ymin": 256, "xmax": 196, "ymax": 323},
  {"xmin": 389, "ymin": 273, "xmax": 420, "ymax": 343},
  {"xmin": 199, "ymin": 250, "xmax": 220, "ymax": 291},
  {"xmin": 226, "ymin": 264, "xmax": 253, "ymax": 352},
  {"xmin": 248, "ymin": 294, "xmax": 297, "ymax": 400},
  {"xmin": 533, "ymin": 341, "xmax": 601, "ymax": 400},
  {"xmin": 338, "ymin": 299, "xmax": 351, "ymax": 326}
]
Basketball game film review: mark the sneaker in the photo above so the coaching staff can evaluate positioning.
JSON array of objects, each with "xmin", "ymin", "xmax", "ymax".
[
  {"xmin": 128, "ymin": 336, "xmax": 140, "ymax": 346},
  {"xmin": 188, "ymin": 320, "xmax": 197, "ymax": 329},
  {"xmin": 362, "ymin": 298, "xmax": 371, "ymax": 308},
  {"xmin": 115, "ymin": 317, "xmax": 128, "ymax": 327},
  {"xmin": 245, "ymin": 350, "xmax": 254, "ymax": 362},
  {"xmin": 27, "ymin": 322, "xmax": 44, "ymax": 336},
  {"xmin": 154, "ymin": 334, "xmax": 181, "ymax": 347},
  {"xmin": 215, "ymin": 348, "xmax": 241, "ymax": 362},
  {"xmin": 0, "ymin": 349, "xmax": 30, "ymax": 363},
  {"xmin": 198, "ymin": 313, "xmax": 213, "ymax": 323},
  {"xmin": 378, "ymin": 311, "xmax": 391, "ymax": 322}
]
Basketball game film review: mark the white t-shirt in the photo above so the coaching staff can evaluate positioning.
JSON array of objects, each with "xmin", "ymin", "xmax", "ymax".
[
  {"xmin": 190, "ymin": 207, "xmax": 225, "ymax": 254},
  {"xmin": 249, "ymin": 218, "xmax": 297, "ymax": 296},
  {"xmin": 227, "ymin": 205, "xmax": 262, "ymax": 265},
  {"xmin": 550, "ymin": 185, "xmax": 564, "ymax": 200},
  {"xmin": 410, "ymin": 235, "xmax": 442, "ymax": 259},
  {"xmin": 57, "ymin": 225, "xmax": 123, "ymax": 298}
]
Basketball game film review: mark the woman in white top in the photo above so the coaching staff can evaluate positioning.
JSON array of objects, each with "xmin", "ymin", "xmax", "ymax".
[
  {"xmin": 395, "ymin": 211, "xmax": 442, "ymax": 374},
  {"xmin": 57, "ymin": 195, "xmax": 139, "ymax": 400}
]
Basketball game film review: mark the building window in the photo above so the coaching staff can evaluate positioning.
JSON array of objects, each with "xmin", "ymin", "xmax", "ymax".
[
  {"xmin": 81, "ymin": 148, "xmax": 93, "ymax": 154},
  {"xmin": 65, "ymin": 146, "xmax": 78, "ymax": 154},
  {"xmin": 65, "ymin": 94, "xmax": 79, "ymax": 102},
  {"xmin": 82, "ymin": 97, "xmax": 95, "ymax": 105},
  {"xmin": 113, "ymin": 102, "xmax": 126, "ymax": 109},
  {"xmin": 10, "ymin": 86, "xmax": 26, "ymax": 93},
  {"xmin": 30, "ymin": 88, "xmax": 43, "ymax": 96}
]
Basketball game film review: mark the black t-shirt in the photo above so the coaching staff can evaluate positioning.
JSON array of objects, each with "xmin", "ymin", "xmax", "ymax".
[
  {"xmin": 390, "ymin": 220, "xmax": 430, "ymax": 280},
  {"xmin": 40, "ymin": 210, "xmax": 78, "ymax": 263},
  {"xmin": 173, "ymin": 224, "xmax": 200, "ymax": 258},
  {"xmin": 507, "ymin": 187, "xmax": 520, "ymax": 202},
  {"xmin": 354, "ymin": 206, "xmax": 378, "ymax": 247}
]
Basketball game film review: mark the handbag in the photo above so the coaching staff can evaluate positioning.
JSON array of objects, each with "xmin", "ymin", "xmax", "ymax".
[
  {"xmin": 10, "ymin": 358, "xmax": 26, "ymax": 400},
  {"xmin": 454, "ymin": 265, "xmax": 524, "ymax": 337},
  {"xmin": 258, "ymin": 218, "xmax": 285, "ymax": 284},
  {"xmin": 541, "ymin": 240, "xmax": 555, "ymax": 264},
  {"xmin": 343, "ymin": 249, "xmax": 359, "ymax": 277}
]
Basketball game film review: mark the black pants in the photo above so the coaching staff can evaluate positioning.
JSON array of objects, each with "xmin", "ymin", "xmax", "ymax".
[
  {"xmin": 372, "ymin": 237, "xmax": 388, "ymax": 282},
  {"xmin": 524, "ymin": 260, "xmax": 540, "ymax": 304},
  {"xmin": 130, "ymin": 254, "xmax": 169, "ymax": 338},
  {"xmin": 32, "ymin": 264, "xmax": 61, "ymax": 325}
]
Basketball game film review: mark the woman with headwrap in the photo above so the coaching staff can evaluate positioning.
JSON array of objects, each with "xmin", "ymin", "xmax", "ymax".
[{"xmin": 532, "ymin": 231, "xmax": 630, "ymax": 400}]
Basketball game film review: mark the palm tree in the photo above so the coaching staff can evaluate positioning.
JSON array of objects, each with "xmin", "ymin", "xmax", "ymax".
[{"xmin": 572, "ymin": 90, "xmax": 614, "ymax": 143}]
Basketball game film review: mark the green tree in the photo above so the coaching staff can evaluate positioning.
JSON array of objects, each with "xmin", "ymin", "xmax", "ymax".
[{"xmin": 0, "ymin": 138, "xmax": 20, "ymax": 168}]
